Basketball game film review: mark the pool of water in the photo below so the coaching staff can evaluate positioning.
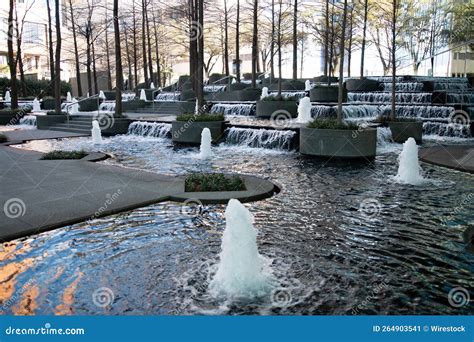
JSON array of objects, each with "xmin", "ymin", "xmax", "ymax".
[{"xmin": 2, "ymin": 135, "xmax": 474, "ymax": 315}]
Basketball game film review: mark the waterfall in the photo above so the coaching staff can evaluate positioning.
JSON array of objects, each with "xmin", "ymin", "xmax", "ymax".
[
  {"xmin": 380, "ymin": 105, "xmax": 455, "ymax": 120},
  {"xmin": 423, "ymin": 122, "xmax": 472, "ymax": 138},
  {"xmin": 19, "ymin": 115, "xmax": 37, "ymax": 126},
  {"xmin": 269, "ymin": 91, "xmax": 306, "ymax": 99},
  {"xmin": 155, "ymin": 92, "xmax": 180, "ymax": 101},
  {"xmin": 348, "ymin": 92, "xmax": 432, "ymax": 104},
  {"xmin": 434, "ymin": 83, "xmax": 470, "ymax": 90},
  {"xmin": 311, "ymin": 105, "xmax": 333, "ymax": 119},
  {"xmin": 210, "ymin": 103, "xmax": 255, "ymax": 116},
  {"xmin": 99, "ymin": 102, "xmax": 116, "ymax": 112},
  {"xmin": 122, "ymin": 93, "xmax": 136, "ymax": 101},
  {"xmin": 127, "ymin": 121, "xmax": 172, "ymax": 139},
  {"xmin": 342, "ymin": 105, "xmax": 381, "ymax": 120},
  {"xmin": 447, "ymin": 93, "xmax": 474, "ymax": 104},
  {"xmin": 224, "ymin": 127, "xmax": 296, "ymax": 150},
  {"xmin": 204, "ymin": 85, "xmax": 227, "ymax": 92},
  {"xmin": 381, "ymin": 82, "xmax": 424, "ymax": 91}
]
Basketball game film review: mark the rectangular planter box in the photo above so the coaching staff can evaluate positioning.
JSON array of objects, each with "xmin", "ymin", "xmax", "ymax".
[
  {"xmin": 0, "ymin": 111, "xmax": 25, "ymax": 125},
  {"xmin": 256, "ymin": 100, "xmax": 297, "ymax": 118},
  {"xmin": 100, "ymin": 118, "xmax": 132, "ymax": 136},
  {"xmin": 172, "ymin": 120, "xmax": 225, "ymax": 145},
  {"xmin": 310, "ymin": 86, "xmax": 347, "ymax": 103},
  {"xmin": 388, "ymin": 121, "xmax": 423, "ymax": 144},
  {"xmin": 300, "ymin": 127, "xmax": 377, "ymax": 158},
  {"xmin": 37, "ymin": 115, "xmax": 66, "ymax": 129}
]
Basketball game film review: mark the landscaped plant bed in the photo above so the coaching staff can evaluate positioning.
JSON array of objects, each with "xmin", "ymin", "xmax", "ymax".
[
  {"xmin": 171, "ymin": 174, "xmax": 279, "ymax": 204},
  {"xmin": 387, "ymin": 118, "xmax": 423, "ymax": 144},
  {"xmin": 185, "ymin": 173, "xmax": 246, "ymax": 192},
  {"xmin": 300, "ymin": 119, "xmax": 377, "ymax": 159},
  {"xmin": 310, "ymin": 85, "xmax": 346, "ymax": 103},
  {"xmin": 40, "ymin": 150, "xmax": 88, "ymax": 160},
  {"xmin": 345, "ymin": 78, "xmax": 379, "ymax": 92},
  {"xmin": 172, "ymin": 113, "xmax": 225, "ymax": 145},
  {"xmin": 256, "ymin": 96, "xmax": 298, "ymax": 118}
]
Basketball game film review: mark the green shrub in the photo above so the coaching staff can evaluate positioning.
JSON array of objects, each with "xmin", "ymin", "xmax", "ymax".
[
  {"xmin": 40, "ymin": 150, "xmax": 88, "ymax": 160},
  {"xmin": 261, "ymin": 95, "xmax": 297, "ymax": 102},
  {"xmin": 185, "ymin": 173, "xmax": 246, "ymax": 192},
  {"xmin": 176, "ymin": 113, "xmax": 225, "ymax": 122},
  {"xmin": 307, "ymin": 119, "xmax": 359, "ymax": 130},
  {"xmin": 0, "ymin": 77, "xmax": 71, "ymax": 97},
  {"xmin": 0, "ymin": 133, "xmax": 7, "ymax": 143}
]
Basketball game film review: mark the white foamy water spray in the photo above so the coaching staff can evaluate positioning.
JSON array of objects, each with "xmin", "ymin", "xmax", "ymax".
[
  {"xmin": 297, "ymin": 97, "xmax": 312, "ymax": 123},
  {"xmin": 67, "ymin": 91, "xmax": 72, "ymax": 102},
  {"xmin": 199, "ymin": 128, "xmax": 213, "ymax": 159},
  {"xmin": 394, "ymin": 137, "xmax": 424, "ymax": 185},
  {"xmin": 261, "ymin": 87, "xmax": 269, "ymax": 100},
  {"xmin": 209, "ymin": 199, "xmax": 274, "ymax": 300},
  {"xmin": 91, "ymin": 120, "xmax": 103, "ymax": 144},
  {"xmin": 33, "ymin": 98, "xmax": 41, "ymax": 112},
  {"xmin": 140, "ymin": 89, "xmax": 147, "ymax": 101}
]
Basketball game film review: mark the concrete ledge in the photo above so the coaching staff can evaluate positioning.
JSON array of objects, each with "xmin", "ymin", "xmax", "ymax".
[
  {"xmin": 172, "ymin": 120, "xmax": 225, "ymax": 145},
  {"xmin": 256, "ymin": 100, "xmax": 298, "ymax": 118},
  {"xmin": 389, "ymin": 121, "xmax": 423, "ymax": 144},
  {"xmin": 419, "ymin": 145, "xmax": 474, "ymax": 174},
  {"xmin": 170, "ymin": 174, "xmax": 279, "ymax": 204}
]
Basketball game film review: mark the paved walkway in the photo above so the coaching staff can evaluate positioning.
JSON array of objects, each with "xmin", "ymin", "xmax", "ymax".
[
  {"xmin": 0, "ymin": 129, "xmax": 88, "ymax": 144},
  {"xmin": 419, "ymin": 145, "xmax": 474, "ymax": 174},
  {"xmin": 0, "ymin": 145, "xmax": 184, "ymax": 242}
]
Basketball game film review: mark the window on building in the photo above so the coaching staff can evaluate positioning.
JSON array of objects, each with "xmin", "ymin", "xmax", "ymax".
[{"xmin": 23, "ymin": 22, "xmax": 42, "ymax": 44}]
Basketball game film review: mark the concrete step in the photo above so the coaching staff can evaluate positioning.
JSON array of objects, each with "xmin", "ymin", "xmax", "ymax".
[
  {"xmin": 54, "ymin": 123, "xmax": 92, "ymax": 130},
  {"xmin": 48, "ymin": 126, "xmax": 91, "ymax": 134}
]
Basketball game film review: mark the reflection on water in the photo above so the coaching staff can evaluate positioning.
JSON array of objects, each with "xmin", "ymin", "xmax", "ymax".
[{"xmin": 2, "ymin": 135, "xmax": 474, "ymax": 315}]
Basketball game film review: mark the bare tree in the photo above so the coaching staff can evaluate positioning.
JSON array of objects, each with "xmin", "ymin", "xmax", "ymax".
[
  {"xmin": 114, "ymin": 0, "xmax": 123, "ymax": 116},
  {"xmin": 7, "ymin": 0, "xmax": 18, "ymax": 109}
]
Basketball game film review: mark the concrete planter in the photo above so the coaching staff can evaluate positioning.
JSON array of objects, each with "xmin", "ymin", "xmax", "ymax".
[
  {"xmin": 300, "ymin": 127, "xmax": 377, "ymax": 158},
  {"xmin": 431, "ymin": 91, "xmax": 447, "ymax": 104},
  {"xmin": 388, "ymin": 121, "xmax": 423, "ymax": 144},
  {"xmin": 41, "ymin": 98, "xmax": 56, "ymax": 110},
  {"xmin": 313, "ymin": 76, "xmax": 338, "ymax": 83},
  {"xmin": 172, "ymin": 120, "xmax": 225, "ymax": 145},
  {"xmin": 100, "ymin": 117, "xmax": 132, "ymax": 136},
  {"xmin": 37, "ymin": 115, "xmax": 66, "ymax": 129},
  {"xmin": 310, "ymin": 86, "xmax": 346, "ymax": 103},
  {"xmin": 345, "ymin": 78, "xmax": 379, "ymax": 92},
  {"xmin": 103, "ymin": 91, "xmax": 117, "ymax": 101},
  {"xmin": 237, "ymin": 89, "xmax": 261, "ymax": 101},
  {"xmin": 256, "ymin": 100, "xmax": 297, "ymax": 118},
  {"xmin": 79, "ymin": 98, "xmax": 102, "ymax": 112},
  {"xmin": 0, "ymin": 111, "xmax": 26, "ymax": 125},
  {"xmin": 122, "ymin": 99, "xmax": 146, "ymax": 112},
  {"xmin": 180, "ymin": 89, "xmax": 196, "ymax": 101}
]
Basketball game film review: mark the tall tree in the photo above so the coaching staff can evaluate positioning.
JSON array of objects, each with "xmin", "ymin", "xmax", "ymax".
[
  {"xmin": 390, "ymin": 0, "xmax": 398, "ymax": 120},
  {"xmin": 114, "ymin": 0, "xmax": 123, "ymax": 116},
  {"xmin": 223, "ymin": 0, "xmax": 230, "ymax": 76},
  {"xmin": 235, "ymin": 0, "xmax": 240, "ymax": 81},
  {"xmin": 360, "ymin": 0, "xmax": 368, "ymax": 78},
  {"xmin": 54, "ymin": 0, "xmax": 62, "ymax": 113},
  {"xmin": 68, "ymin": 0, "xmax": 82, "ymax": 96},
  {"xmin": 251, "ymin": 0, "xmax": 258, "ymax": 88},
  {"xmin": 7, "ymin": 0, "xmax": 18, "ymax": 109},
  {"xmin": 337, "ymin": 0, "xmax": 348, "ymax": 124},
  {"xmin": 141, "ymin": 0, "xmax": 149, "ymax": 85},
  {"xmin": 292, "ymin": 0, "xmax": 297, "ymax": 80}
]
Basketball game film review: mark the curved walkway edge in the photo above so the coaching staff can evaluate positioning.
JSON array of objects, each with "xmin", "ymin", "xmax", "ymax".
[{"xmin": 419, "ymin": 145, "xmax": 474, "ymax": 174}]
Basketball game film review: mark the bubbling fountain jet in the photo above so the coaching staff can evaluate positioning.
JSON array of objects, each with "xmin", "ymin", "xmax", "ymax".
[
  {"xmin": 67, "ymin": 92, "xmax": 72, "ymax": 102},
  {"xmin": 296, "ymin": 97, "xmax": 312, "ymax": 123},
  {"xmin": 209, "ymin": 199, "xmax": 274, "ymax": 300},
  {"xmin": 91, "ymin": 120, "xmax": 103, "ymax": 144},
  {"xmin": 5, "ymin": 91, "xmax": 11, "ymax": 103},
  {"xmin": 99, "ymin": 91, "xmax": 106, "ymax": 100},
  {"xmin": 140, "ymin": 89, "xmax": 147, "ymax": 101},
  {"xmin": 260, "ymin": 87, "xmax": 269, "ymax": 100},
  {"xmin": 33, "ymin": 98, "xmax": 41, "ymax": 112},
  {"xmin": 305, "ymin": 80, "xmax": 311, "ymax": 91},
  {"xmin": 394, "ymin": 137, "xmax": 424, "ymax": 185},
  {"xmin": 199, "ymin": 128, "xmax": 213, "ymax": 159}
]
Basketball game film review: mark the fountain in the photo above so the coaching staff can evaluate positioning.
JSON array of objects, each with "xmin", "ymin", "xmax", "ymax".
[
  {"xmin": 140, "ymin": 89, "xmax": 147, "ymax": 101},
  {"xmin": 99, "ymin": 91, "xmax": 106, "ymax": 100},
  {"xmin": 127, "ymin": 121, "xmax": 171, "ymax": 138},
  {"xmin": 32, "ymin": 98, "xmax": 41, "ymax": 112},
  {"xmin": 296, "ymin": 97, "xmax": 312, "ymax": 124},
  {"xmin": 91, "ymin": 120, "xmax": 103, "ymax": 144},
  {"xmin": 394, "ymin": 138, "xmax": 424, "ymax": 185},
  {"xmin": 225, "ymin": 127, "xmax": 296, "ymax": 150},
  {"xmin": 260, "ymin": 87, "xmax": 269, "ymax": 100},
  {"xmin": 209, "ymin": 199, "xmax": 274, "ymax": 300},
  {"xmin": 5, "ymin": 90, "xmax": 11, "ymax": 103},
  {"xmin": 150, "ymin": 82, "xmax": 155, "ymax": 89},
  {"xmin": 67, "ymin": 92, "xmax": 72, "ymax": 102},
  {"xmin": 305, "ymin": 80, "xmax": 311, "ymax": 91},
  {"xmin": 70, "ymin": 98, "xmax": 79, "ymax": 114},
  {"xmin": 199, "ymin": 128, "xmax": 213, "ymax": 159}
]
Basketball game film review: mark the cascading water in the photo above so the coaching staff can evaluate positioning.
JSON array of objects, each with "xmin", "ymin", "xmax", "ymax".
[
  {"xmin": 381, "ymin": 82, "xmax": 424, "ymax": 92},
  {"xmin": 155, "ymin": 92, "xmax": 180, "ymax": 101},
  {"xmin": 91, "ymin": 120, "xmax": 103, "ymax": 144},
  {"xmin": 127, "ymin": 121, "xmax": 171, "ymax": 139},
  {"xmin": 67, "ymin": 92, "xmax": 72, "ymax": 102},
  {"xmin": 19, "ymin": 115, "xmax": 37, "ymax": 126},
  {"xmin": 305, "ymin": 80, "xmax": 311, "ymax": 91},
  {"xmin": 269, "ymin": 91, "xmax": 306, "ymax": 99},
  {"xmin": 348, "ymin": 92, "xmax": 432, "ymax": 104},
  {"xmin": 208, "ymin": 199, "xmax": 275, "ymax": 300},
  {"xmin": 394, "ymin": 138, "xmax": 424, "ymax": 185},
  {"xmin": 423, "ymin": 122, "xmax": 472, "ymax": 139},
  {"xmin": 204, "ymin": 85, "xmax": 227, "ymax": 92},
  {"xmin": 99, "ymin": 102, "xmax": 116, "ymax": 112},
  {"xmin": 311, "ymin": 105, "xmax": 333, "ymax": 119},
  {"xmin": 447, "ymin": 93, "xmax": 474, "ymax": 104},
  {"xmin": 225, "ymin": 127, "xmax": 296, "ymax": 150},
  {"xmin": 296, "ymin": 97, "xmax": 312, "ymax": 123},
  {"xmin": 199, "ymin": 128, "xmax": 213, "ymax": 159},
  {"xmin": 70, "ymin": 99, "xmax": 79, "ymax": 114},
  {"xmin": 210, "ymin": 103, "xmax": 255, "ymax": 116},
  {"xmin": 99, "ymin": 91, "xmax": 106, "ymax": 100}
]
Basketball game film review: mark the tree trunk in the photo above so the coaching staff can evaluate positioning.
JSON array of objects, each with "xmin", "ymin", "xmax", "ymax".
[
  {"xmin": 105, "ymin": 11, "xmax": 113, "ymax": 90},
  {"xmin": 224, "ymin": 0, "xmax": 229, "ymax": 76},
  {"xmin": 141, "ymin": 0, "xmax": 148, "ymax": 86},
  {"xmin": 54, "ymin": 0, "xmax": 62, "ymax": 114},
  {"xmin": 151, "ymin": 9, "xmax": 161, "ymax": 87},
  {"xmin": 360, "ymin": 0, "xmax": 368, "ymax": 79},
  {"xmin": 270, "ymin": 0, "xmax": 275, "ymax": 80},
  {"xmin": 292, "ymin": 0, "xmax": 297, "ymax": 80},
  {"xmin": 337, "ymin": 0, "xmax": 348, "ymax": 124},
  {"xmin": 235, "ymin": 0, "xmax": 240, "ymax": 82},
  {"xmin": 324, "ymin": 0, "xmax": 329, "ymax": 78},
  {"xmin": 197, "ymin": 0, "xmax": 204, "ymax": 107},
  {"xmin": 391, "ymin": 0, "xmax": 397, "ymax": 120},
  {"xmin": 114, "ymin": 0, "xmax": 123, "ymax": 116},
  {"xmin": 68, "ymin": 0, "xmax": 82, "ymax": 96},
  {"xmin": 92, "ymin": 40, "xmax": 99, "ymax": 94},
  {"xmin": 132, "ymin": 0, "xmax": 138, "ymax": 88},
  {"xmin": 251, "ymin": 0, "xmax": 258, "ymax": 88},
  {"xmin": 145, "ymin": 6, "xmax": 153, "ymax": 85},
  {"xmin": 86, "ymin": 32, "xmax": 93, "ymax": 95},
  {"xmin": 124, "ymin": 24, "xmax": 133, "ymax": 90},
  {"xmin": 7, "ymin": 0, "xmax": 18, "ymax": 109},
  {"xmin": 278, "ymin": 0, "xmax": 282, "ymax": 96},
  {"xmin": 347, "ymin": 9, "xmax": 353, "ymax": 78}
]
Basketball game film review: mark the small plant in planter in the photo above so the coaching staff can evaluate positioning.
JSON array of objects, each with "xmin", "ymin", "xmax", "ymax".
[
  {"xmin": 40, "ymin": 150, "xmax": 88, "ymax": 160},
  {"xmin": 256, "ymin": 94, "xmax": 298, "ymax": 118},
  {"xmin": 185, "ymin": 173, "xmax": 246, "ymax": 192},
  {"xmin": 172, "ymin": 111, "xmax": 226, "ymax": 145}
]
